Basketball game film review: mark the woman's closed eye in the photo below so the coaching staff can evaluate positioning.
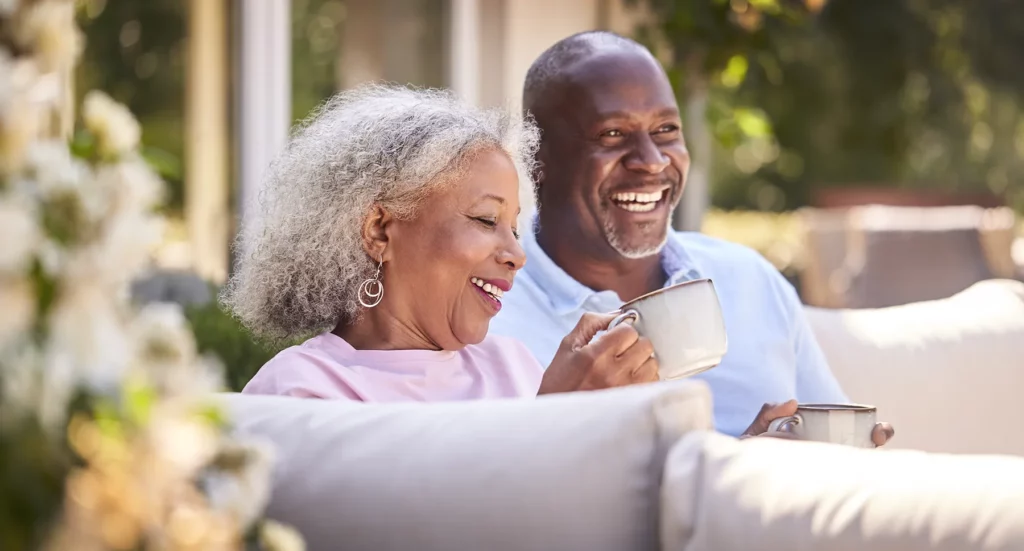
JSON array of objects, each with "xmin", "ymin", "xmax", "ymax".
[
  {"xmin": 474, "ymin": 216, "xmax": 497, "ymax": 228},
  {"xmin": 473, "ymin": 216, "xmax": 519, "ymax": 240}
]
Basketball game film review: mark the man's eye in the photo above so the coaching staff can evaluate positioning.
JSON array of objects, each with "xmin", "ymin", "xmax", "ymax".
[
  {"xmin": 475, "ymin": 217, "xmax": 497, "ymax": 227},
  {"xmin": 602, "ymin": 129, "xmax": 624, "ymax": 138},
  {"xmin": 512, "ymin": 228, "xmax": 521, "ymax": 240},
  {"xmin": 656, "ymin": 124, "xmax": 680, "ymax": 134}
]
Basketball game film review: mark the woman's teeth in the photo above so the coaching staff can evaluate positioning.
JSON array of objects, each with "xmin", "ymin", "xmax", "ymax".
[
  {"xmin": 611, "ymin": 189, "xmax": 664, "ymax": 212},
  {"xmin": 470, "ymin": 277, "xmax": 503, "ymax": 300}
]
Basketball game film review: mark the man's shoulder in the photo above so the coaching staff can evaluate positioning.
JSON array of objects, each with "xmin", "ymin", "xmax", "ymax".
[
  {"xmin": 670, "ymin": 231, "xmax": 777, "ymax": 273},
  {"xmin": 670, "ymin": 231, "xmax": 801, "ymax": 314}
]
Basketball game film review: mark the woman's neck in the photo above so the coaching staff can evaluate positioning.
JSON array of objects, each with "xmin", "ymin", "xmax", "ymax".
[{"xmin": 334, "ymin": 307, "xmax": 441, "ymax": 351}]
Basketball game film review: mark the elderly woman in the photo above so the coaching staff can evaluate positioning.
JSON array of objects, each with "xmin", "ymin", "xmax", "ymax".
[{"xmin": 222, "ymin": 85, "xmax": 658, "ymax": 400}]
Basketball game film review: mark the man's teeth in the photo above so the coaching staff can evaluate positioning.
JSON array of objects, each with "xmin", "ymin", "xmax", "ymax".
[
  {"xmin": 611, "ymin": 190, "xmax": 664, "ymax": 212},
  {"xmin": 611, "ymin": 190, "xmax": 664, "ymax": 203},
  {"xmin": 470, "ymin": 277, "xmax": 503, "ymax": 300},
  {"xmin": 617, "ymin": 202, "xmax": 657, "ymax": 212}
]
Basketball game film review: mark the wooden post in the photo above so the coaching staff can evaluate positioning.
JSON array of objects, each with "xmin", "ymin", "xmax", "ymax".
[{"xmin": 185, "ymin": 0, "xmax": 230, "ymax": 283}]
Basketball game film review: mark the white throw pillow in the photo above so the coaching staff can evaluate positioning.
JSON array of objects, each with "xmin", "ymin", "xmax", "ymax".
[
  {"xmin": 806, "ymin": 279, "xmax": 1024, "ymax": 455},
  {"xmin": 662, "ymin": 432, "xmax": 1024, "ymax": 551},
  {"xmin": 222, "ymin": 381, "xmax": 713, "ymax": 551}
]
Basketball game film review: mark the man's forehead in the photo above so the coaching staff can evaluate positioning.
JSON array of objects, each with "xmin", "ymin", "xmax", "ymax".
[{"xmin": 559, "ymin": 51, "xmax": 678, "ymax": 122}]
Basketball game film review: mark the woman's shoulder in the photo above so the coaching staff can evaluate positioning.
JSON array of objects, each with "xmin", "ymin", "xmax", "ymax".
[
  {"xmin": 242, "ymin": 333, "xmax": 360, "ymax": 399},
  {"xmin": 468, "ymin": 334, "xmax": 545, "ymax": 368},
  {"xmin": 263, "ymin": 333, "xmax": 347, "ymax": 369}
]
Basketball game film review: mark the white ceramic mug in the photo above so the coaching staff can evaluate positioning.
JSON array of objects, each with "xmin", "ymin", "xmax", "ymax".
[
  {"xmin": 606, "ymin": 278, "xmax": 728, "ymax": 380},
  {"xmin": 767, "ymin": 404, "xmax": 878, "ymax": 448}
]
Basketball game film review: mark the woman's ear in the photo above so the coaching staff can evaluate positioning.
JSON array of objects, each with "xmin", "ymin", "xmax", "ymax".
[{"xmin": 361, "ymin": 204, "xmax": 393, "ymax": 261}]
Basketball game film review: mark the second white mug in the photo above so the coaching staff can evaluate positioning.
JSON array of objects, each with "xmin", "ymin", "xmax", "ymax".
[{"xmin": 767, "ymin": 404, "xmax": 879, "ymax": 448}]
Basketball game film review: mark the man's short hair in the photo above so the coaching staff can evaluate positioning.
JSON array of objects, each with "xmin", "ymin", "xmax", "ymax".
[{"xmin": 522, "ymin": 30, "xmax": 653, "ymax": 114}]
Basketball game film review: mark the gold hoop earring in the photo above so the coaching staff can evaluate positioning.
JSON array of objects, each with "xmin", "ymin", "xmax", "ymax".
[{"xmin": 358, "ymin": 254, "xmax": 384, "ymax": 308}]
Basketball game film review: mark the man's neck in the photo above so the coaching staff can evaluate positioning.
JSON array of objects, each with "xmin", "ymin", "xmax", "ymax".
[{"xmin": 535, "ymin": 224, "xmax": 667, "ymax": 303}]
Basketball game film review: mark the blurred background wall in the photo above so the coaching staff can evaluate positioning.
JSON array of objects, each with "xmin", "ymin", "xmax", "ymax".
[{"xmin": 76, "ymin": 0, "xmax": 1024, "ymax": 306}]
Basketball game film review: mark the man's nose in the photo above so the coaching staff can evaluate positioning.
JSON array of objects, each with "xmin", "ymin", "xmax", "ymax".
[{"xmin": 624, "ymin": 132, "xmax": 670, "ymax": 174}]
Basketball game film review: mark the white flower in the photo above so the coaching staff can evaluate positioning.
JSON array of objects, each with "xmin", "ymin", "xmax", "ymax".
[
  {"xmin": 94, "ymin": 156, "xmax": 164, "ymax": 216},
  {"xmin": 148, "ymin": 409, "xmax": 220, "ymax": 475},
  {"xmin": 0, "ymin": 276, "xmax": 35, "ymax": 348},
  {"xmin": 82, "ymin": 91, "xmax": 141, "ymax": 158},
  {"xmin": 25, "ymin": 140, "xmax": 92, "ymax": 200},
  {"xmin": 130, "ymin": 302, "xmax": 196, "ymax": 365},
  {"xmin": 129, "ymin": 303, "xmax": 229, "ymax": 401},
  {"xmin": 204, "ymin": 439, "xmax": 275, "ymax": 529},
  {"xmin": 13, "ymin": 0, "xmax": 83, "ymax": 72},
  {"xmin": 0, "ymin": 193, "xmax": 39, "ymax": 273},
  {"xmin": 56, "ymin": 207, "xmax": 164, "ymax": 290},
  {"xmin": 88, "ymin": 212, "xmax": 165, "ymax": 285},
  {"xmin": 46, "ymin": 284, "xmax": 131, "ymax": 388},
  {"xmin": 2, "ymin": 342, "xmax": 80, "ymax": 432},
  {"xmin": 36, "ymin": 237, "xmax": 64, "ymax": 276},
  {"xmin": 259, "ymin": 521, "xmax": 306, "ymax": 551}
]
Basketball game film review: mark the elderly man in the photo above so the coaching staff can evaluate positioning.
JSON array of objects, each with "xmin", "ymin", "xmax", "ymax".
[{"xmin": 491, "ymin": 31, "xmax": 891, "ymax": 441}]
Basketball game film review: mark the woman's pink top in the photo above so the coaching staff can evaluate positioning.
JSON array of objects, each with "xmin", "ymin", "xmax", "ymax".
[{"xmin": 242, "ymin": 332, "xmax": 544, "ymax": 401}]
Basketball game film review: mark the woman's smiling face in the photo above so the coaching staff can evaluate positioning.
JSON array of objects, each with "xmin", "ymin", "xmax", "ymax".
[{"xmin": 380, "ymin": 148, "xmax": 526, "ymax": 350}]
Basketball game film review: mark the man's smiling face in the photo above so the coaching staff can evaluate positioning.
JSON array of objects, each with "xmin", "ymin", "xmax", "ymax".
[{"xmin": 535, "ymin": 48, "xmax": 690, "ymax": 259}]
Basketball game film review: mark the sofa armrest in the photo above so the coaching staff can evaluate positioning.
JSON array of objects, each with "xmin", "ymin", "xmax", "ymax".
[
  {"xmin": 806, "ymin": 279, "xmax": 1024, "ymax": 455},
  {"xmin": 661, "ymin": 432, "xmax": 1024, "ymax": 551}
]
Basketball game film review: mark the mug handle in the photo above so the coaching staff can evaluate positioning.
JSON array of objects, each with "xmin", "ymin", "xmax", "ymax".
[
  {"xmin": 608, "ymin": 309, "xmax": 640, "ymax": 329},
  {"xmin": 767, "ymin": 414, "xmax": 801, "ymax": 434}
]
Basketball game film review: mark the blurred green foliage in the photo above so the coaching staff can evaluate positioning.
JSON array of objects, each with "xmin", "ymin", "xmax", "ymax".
[
  {"xmin": 291, "ymin": 0, "xmax": 347, "ymax": 123},
  {"xmin": 76, "ymin": 0, "xmax": 186, "ymax": 213},
  {"xmin": 639, "ymin": 0, "xmax": 1024, "ymax": 212},
  {"xmin": 184, "ymin": 299, "xmax": 290, "ymax": 393},
  {"xmin": 0, "ymin": 411, "xmax": 71, "ymax": 551},
  {"xmin": 77, "ymin": 0, "xmax": 1024, "ymax": 215},
  {"xmin": 75, "ymin": 0, "xmax": 355, "ymax": 214}
]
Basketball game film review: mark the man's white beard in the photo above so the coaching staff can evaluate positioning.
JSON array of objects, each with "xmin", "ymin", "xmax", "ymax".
[{"xmin": 603, "ymin": 213, "xmax": 673, "ymax": 259}]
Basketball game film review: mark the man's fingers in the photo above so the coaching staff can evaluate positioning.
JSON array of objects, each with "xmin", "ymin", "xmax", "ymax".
[
  {"xmin": 871, "ymin": 422, "xmax": 895, "ymax": 447},
  {"xmin": 763, "ymin": 399, "xmax": 799, "ymax": 421},
  {"xmin": 743, "ymin": 399, "xmax": 799, "ymax": 437}
]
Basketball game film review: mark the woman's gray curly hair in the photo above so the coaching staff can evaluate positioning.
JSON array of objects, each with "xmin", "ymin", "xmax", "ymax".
[{"xmin": 220, "ymin": 84, "xmax": 540, "ymax": 341}]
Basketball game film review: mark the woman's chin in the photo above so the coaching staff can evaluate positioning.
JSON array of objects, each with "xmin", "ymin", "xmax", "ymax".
[{"xmin": 453, "ymin": 323, "xmax": 490, "ymax": 348}]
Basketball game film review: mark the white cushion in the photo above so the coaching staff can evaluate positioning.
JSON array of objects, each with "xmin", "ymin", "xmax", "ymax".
[
  {"xmin": 222, "ymin": 382, "xmax": 713, "ymax": 551},
  {"xmin": 806, "ymin": 279, "xmax": 1024, "ymax": 455},
  {"xmin": 662, "ymin": 432, "xmax": 1024, "ymax": 551}
]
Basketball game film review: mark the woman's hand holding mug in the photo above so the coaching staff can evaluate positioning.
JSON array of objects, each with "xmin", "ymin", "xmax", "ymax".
[{"xmin": 538, "ymin": 312, "xmax": 659, "ymax": 395}]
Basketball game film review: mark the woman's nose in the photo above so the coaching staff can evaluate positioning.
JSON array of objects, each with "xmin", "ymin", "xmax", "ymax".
[{"xmin": 498, "ymin": 234, "xmax": 527, "ymax": 271}]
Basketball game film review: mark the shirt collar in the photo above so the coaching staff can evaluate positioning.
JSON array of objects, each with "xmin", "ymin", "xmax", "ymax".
[{"xmin": 520, "ymin": 214, "xmax": 705, "ymax": 315}]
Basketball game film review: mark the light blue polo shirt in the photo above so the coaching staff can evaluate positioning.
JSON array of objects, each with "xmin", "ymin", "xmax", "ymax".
[{"xmin": 490, "ymin": 219, "xmax": 847, "ymax": 437}]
